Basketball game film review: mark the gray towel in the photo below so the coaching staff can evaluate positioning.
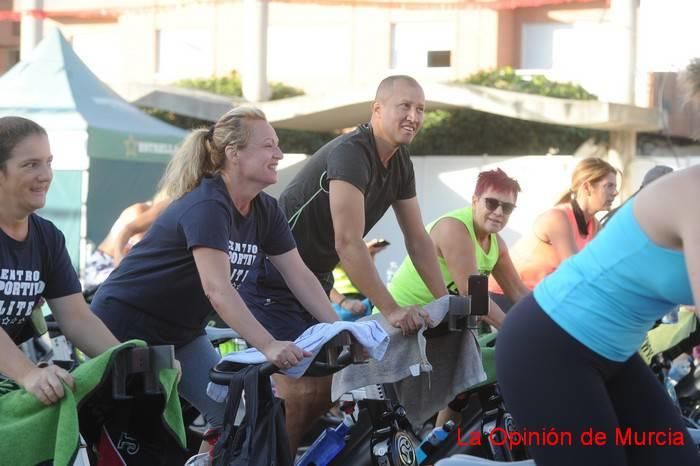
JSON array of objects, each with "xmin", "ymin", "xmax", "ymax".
[{"xmin": 331, "ymin": 295, "xmax": 487, "ymax": 427}]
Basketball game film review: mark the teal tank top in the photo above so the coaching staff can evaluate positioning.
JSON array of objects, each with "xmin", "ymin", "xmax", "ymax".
[{"xmin": 534, "ymin": 198, "xmax": 693, "ymax": 361}]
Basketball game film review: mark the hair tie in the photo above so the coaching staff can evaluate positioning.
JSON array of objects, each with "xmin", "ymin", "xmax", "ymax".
[{"xmin": 206, "ymin": 125, "xmax": 215, "ymax": 142}]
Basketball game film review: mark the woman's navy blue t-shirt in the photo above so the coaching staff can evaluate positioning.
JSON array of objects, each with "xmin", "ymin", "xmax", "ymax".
[
  {"xmin": 91, "ymin": 176, "xmax": 296, "ymax": 347},
  {"xmin": 1, "ymin": 214, "xmax": 81, "ymax": 344}
]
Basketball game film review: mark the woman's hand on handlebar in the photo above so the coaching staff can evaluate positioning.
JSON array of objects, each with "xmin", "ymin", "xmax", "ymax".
[
  {"xmin": 342, "ymin": 298, "xmax": 368, "ymax": 315},
  {"xmin": 261, "ymin": 340, "xmax": 312, "ymax": 369},
  {"xmin": 387, "ymin": 305, "xmax": 432, "ymax": 336},
  {"xmin": 19, "ymin": 364, "xmax": 75, "ymax": 406}
]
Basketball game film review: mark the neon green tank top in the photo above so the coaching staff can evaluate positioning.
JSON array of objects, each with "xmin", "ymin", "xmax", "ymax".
[
  {"xmin": 332, "ymin": 266, "xmax": 359, "ymax": 295},
  {"xmin": 387, "ymin": 206, "xmax": 500, "ymax": 307}
]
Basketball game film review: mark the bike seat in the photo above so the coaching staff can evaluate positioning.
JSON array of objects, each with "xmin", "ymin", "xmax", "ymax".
[
  {"xmin": 205, "ymin": 326, "xmax": 242, "ymax": 342},
  {"xmin": 210, "ymin": 330, "xmax": 367, "ymax": 384},
  {"xmin": 436, "ymin": 454, "xmax": 536, "ymax": 465}
]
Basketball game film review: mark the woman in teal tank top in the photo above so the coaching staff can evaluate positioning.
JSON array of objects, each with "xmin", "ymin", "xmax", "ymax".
[{"xmin": 495, "ymin": 164, "xmax": 700, "ymax": 466}]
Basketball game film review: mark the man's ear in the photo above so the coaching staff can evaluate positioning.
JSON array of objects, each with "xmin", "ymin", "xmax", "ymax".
[{"xmin": 472, "ymin": 195, "xmax": 479, "ymax": 206}]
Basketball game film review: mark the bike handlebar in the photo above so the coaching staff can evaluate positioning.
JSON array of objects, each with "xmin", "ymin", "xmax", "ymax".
[{"xmin": 209, "ymin": 330, "xmax": 367, "ymax": 385}]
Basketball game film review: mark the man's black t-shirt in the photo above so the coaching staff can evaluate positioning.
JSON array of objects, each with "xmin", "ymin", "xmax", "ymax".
[
  {"xmin": 279, "ymin": 123, "xmax": 416, "ymax": 274},
  {"xmin": 91, "ymin": 176, "xmax": 296, "ymax": 347},
  {"xmin": 0, "ymin": 214, "xmax": 81, "ymax": 344}
]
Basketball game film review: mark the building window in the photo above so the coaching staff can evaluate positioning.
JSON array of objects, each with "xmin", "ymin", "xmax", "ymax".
[
  {"xmin": 427, "ymin": 50, "xmax": 451, "ymax": 68},
  {"xmin": 391, "ymin": 22, "xmax": 454, "ymax": 70},
  {"xmin": 520, "ymin": 23, "xmax": 572, "ymax": 70}
]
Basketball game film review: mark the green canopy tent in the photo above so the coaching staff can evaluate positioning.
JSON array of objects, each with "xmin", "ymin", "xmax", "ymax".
[{"xmin": 0, "ymin": 29, "xmax": 185, "ymax": 269}]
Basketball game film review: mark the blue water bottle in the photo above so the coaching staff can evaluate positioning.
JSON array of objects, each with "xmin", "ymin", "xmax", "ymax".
[
  {"xmin": 296, "ymin": 415, "xmax": 355, "ymax": 466},
  {"xmin": 416, "ymin": 420, "xmax": 456, "ymax": 464}
]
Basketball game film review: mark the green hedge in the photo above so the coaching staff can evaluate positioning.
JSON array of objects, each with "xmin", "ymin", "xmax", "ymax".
[
  {"xmin": 174, "ymin": 70, "xmax": 305, "ymax": 100},
  {"xmin": 409, "ymin": 67, "xmax": 604, "ymax": 155},
  {"xmin": 143, "ymin": 71, "xmax": 333, "ymax": 154}
]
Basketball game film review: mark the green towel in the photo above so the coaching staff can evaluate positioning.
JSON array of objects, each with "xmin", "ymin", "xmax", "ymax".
[{"xmin": 0, "ymin": 340, "xmax": 186, "ymax": 466}]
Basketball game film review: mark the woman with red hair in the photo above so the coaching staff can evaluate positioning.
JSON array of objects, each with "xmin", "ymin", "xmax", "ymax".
[{"xmin": 389, "ymin": 168, "xmax": 529, "ymax": 328}]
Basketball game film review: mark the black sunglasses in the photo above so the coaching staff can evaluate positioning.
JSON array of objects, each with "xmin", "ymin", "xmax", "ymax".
[{"xmin": 484, "ymin": 197, "xmax": 516, "ymax": 215}]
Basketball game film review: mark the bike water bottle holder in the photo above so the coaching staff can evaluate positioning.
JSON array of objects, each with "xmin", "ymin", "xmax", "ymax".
[
  {"xmin": 111, "ymin": 345, "xmax": 176, "ymax": 400},
  {"xmin": 367, "ymin": 401, "xmax": 419, "ymax": 466}
]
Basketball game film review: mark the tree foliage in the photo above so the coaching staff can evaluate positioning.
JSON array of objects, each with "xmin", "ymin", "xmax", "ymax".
[{"xmin": 409, "ymin": 68, "xmax": 604, "ymax": 155}]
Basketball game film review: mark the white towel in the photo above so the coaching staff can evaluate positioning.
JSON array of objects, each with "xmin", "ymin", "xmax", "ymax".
[{"xmin": 206, "ymin": 320, "xmax": 389, "ymax": 402}]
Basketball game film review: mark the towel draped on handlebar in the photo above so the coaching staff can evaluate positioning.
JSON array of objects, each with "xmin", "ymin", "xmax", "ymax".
[
  {"xmin": 0, "ymin": 340, "xmax": 185, "ymax": 466},
  {"xmin": 332, "ymin": 295, "xmax": 487, "ymax": 427},
  {"xmin": 206, "ymin": 320, "xmax": 390, "ymax": 402}
]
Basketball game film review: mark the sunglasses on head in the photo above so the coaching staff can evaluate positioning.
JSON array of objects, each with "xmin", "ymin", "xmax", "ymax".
[{"xmin": 484, "ymin": 197, "xmax": 516, "ymax": 215}]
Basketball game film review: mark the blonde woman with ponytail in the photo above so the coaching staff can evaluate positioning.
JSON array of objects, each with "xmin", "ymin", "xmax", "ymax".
[
  {"xmin": 91, "ymin": 107, "xmax": 338, "ymax": 434},
  {"xmin": 490, "ymin": 158, "xmax": 619, "ymax": 308}
]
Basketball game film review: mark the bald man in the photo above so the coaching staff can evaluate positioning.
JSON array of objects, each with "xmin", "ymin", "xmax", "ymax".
[{"xmin": 238, "ymin": 75, "xmax": 448, "ymax": 454}]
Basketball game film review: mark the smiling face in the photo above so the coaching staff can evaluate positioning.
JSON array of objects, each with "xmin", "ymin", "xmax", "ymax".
[
  {"xmin": 472, "ymin": 187, "xmax": 517, "ymax": 234},
  {"xmin": 372, "ymin": 79, "xmax": 425, "ymax": 146},
  {"xmin": 0, "ymin": 133, "xmax": 53, "ymax": 216},
  {"xmin": 229, "ymin": 119, "xmax": 283, "ymax": 187}
]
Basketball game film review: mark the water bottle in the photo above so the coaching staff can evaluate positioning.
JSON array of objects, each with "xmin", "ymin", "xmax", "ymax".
[
  {"xmin": 668, "ymin": 355, "xmax": 693, "ymax": 386},
  {"xmin": 416, "ymin": 420, "xmax": 456, "ymax": 464},
  {"xmin": 296, "ymin": 415, "xmax": 355, "ymax": 466},
  {"xmin": 665, "ymin": 354, "xmax": 693, "ymax": 404}
]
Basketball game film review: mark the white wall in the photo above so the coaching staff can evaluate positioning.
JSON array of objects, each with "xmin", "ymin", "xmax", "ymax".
[{"xmin": 268, "ymin": 154, "xmax": 700, "ymax": 284}]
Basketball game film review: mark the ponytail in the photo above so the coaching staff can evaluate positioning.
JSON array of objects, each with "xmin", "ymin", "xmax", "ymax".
[
  {"xmin": 158, "ymin": 105, "xmax": 267, "ymax": 200},
  {"xmin": 555, "ymin": 157, "xmax": 617, "ymax": 206}
]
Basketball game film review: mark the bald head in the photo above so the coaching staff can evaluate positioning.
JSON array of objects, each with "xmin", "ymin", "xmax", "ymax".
[
  {"xmin": 375, "ymin": 75, "xmax": 423, "ymax": 103},
  {"xmin": 370, "ymin": 76, "xmax": 425, "ymax": 147}
]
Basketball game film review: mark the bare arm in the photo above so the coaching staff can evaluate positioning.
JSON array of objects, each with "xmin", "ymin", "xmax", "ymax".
[
  {"xmin": 48, "ymin": 293, "xmax": 120, "ymax": 357},
  {"xmin": 680, "ymin": 205, "xmax": 700, "ymax": 316},
  {"xmin": 1, "ymin": 295, "xmax": 120, "ymax": 405},
  {"xmin": 329, "ymin": 180, "xmax": 396, "ymax": 314},
  {"xmin": 537, "ymin": 209, "xmax": 578, "ymax": 261},
  {"xmin": 113, "ymin": 198, "xmax": 171, "ymax": 264},
  {"xmin": 329, "ymin": 288, "xmax": 345, "ymax": 305},
  {"xmin": 393, "ymin": 197, "xmax": 448, "ymax": 301},
  {"xmin": 431, "ymin": 218, "xmax": 505, "ymax": 329},
  {"xmin": 329, "ymin": 286, "xmax": 366, "ymax": 316},
  {"xmin": 329, "ymin": 180, "xmax": 430, "ymax": 333},
  {"xmin": 491, "ymin": 235, "xmax": 530, "ymax": 303},
  {"xmin": 192, "ymin": 247, "xmax": 308, "ymax": 366},
  {"xmin": 269, "ymin": 249, "xmax": 339, "ymax": 323}
]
